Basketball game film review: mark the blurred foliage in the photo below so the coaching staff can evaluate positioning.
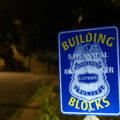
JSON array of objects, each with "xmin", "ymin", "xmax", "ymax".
[
  {"xmin": 33, "ymin": 81, "xmax": 120, "ymax": 120},
  {"xmin": 0, "ymin": 42, "xmax": 27, "ymax": 71},
  {"xmin": 33, "ymin": 83, "xmax": 59, "ymax": 120},
  {"xmin": 33, "ymin": 82, "xmax": 85, "ymax": 120},
  {"xmin": 0, "ymin": 18, "xmax": 45, "ymax": 55}
]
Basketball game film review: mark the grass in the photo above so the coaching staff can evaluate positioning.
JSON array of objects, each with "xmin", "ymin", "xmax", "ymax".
[
  {"xmin": 33, "ymin": 81, "xmax": 120, "ymax": 120},
  {"xmin": 9, "ymin": 80, "xmax": 120, "ymax": 120},
  {"xmin": 9, "ymin": 109, "xmax": 23, "ymax": 120},
  {"xmin": 32, "ymin": 81, "xmax": 85, "ymax": 120}
]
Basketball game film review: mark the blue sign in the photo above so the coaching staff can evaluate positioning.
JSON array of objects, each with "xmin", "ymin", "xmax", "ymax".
[{"xmin": 58, "ymin": 26, "xmax": 120, "ymax": 116}]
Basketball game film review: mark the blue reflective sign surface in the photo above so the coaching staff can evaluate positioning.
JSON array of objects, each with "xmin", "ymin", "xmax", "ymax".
[{"xmin": 58, "ymin": 26, "xmax": 120, "ymax": 116}]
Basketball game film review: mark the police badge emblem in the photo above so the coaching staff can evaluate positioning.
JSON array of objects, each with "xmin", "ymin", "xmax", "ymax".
[{"xmin": 69, "ymin": 43, "xmax": 110, "ymax": 102}]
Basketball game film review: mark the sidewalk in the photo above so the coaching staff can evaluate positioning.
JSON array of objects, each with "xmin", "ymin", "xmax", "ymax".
[
  {"xmin": 0, "ymin": 72, "xmax": 57, "ymax": 120},
  {"xmin": 9, "ymin": 75, "xmax": 57, "ymax": 120}
]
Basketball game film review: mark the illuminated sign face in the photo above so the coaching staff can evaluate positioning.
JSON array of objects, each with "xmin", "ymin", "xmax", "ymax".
[{"xmin": 58, "ymin": 26, "xmax": 120, "ymax": 116}]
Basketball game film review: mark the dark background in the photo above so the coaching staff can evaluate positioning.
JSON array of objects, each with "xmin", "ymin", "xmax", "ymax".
[
  {"xmin": 0, "ymin": 0, "xmax": 119, "ymax": 71},
  {"xmin": 0, "ymin": 1, "xmax": 119, "ymax": 119},
  {"xmin": 0, "ymin": 0, "xmax": 120, "ymax": 51}
]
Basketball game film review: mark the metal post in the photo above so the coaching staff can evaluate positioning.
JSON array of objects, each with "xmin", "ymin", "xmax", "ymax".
[{"xmin": 84, "ymin": 116, "xmax": 100, "ymax": 120}]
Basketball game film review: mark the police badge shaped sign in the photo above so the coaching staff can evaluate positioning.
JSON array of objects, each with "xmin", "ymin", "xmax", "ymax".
[{"xmin": 58, "ymin": 26, "xmax": 120, "ymax": 116}]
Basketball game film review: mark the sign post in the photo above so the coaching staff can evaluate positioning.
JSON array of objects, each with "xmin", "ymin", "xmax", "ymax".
[
  {"xmin": 84, "ymin": 116, "xmax": 99, "ymax": 120},
  {"xmin": 58, "ymin": 26, "xmax": 120, "ymax": 116}
]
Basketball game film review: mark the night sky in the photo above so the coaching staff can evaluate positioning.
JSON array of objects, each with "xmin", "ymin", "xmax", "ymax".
[
  {"xmin": 0, "ymin": 0, "xmax": 119, "ymax": 51},
  {"xmin": 0, "ymin": 0, "xmax": 77, "ymax": 50}
]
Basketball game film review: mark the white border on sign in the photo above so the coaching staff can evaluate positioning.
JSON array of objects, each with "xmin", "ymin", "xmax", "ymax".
[{"xmin": 58, "ymin": 26, "xmax": 120, "ymax": 116}]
